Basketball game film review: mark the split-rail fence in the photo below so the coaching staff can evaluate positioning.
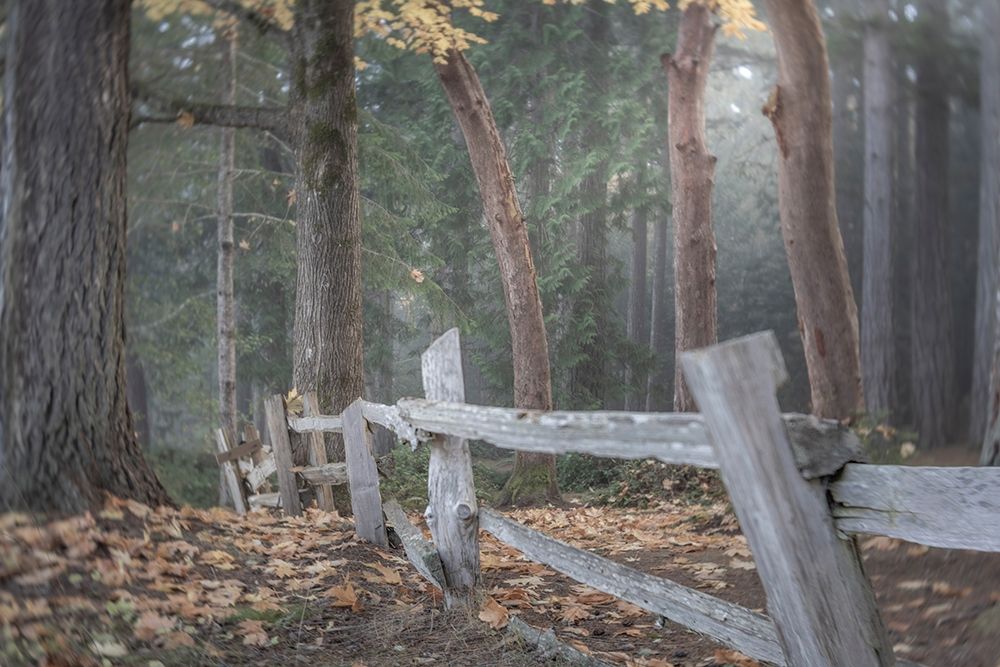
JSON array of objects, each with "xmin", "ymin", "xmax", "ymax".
[{"xmin": 215, "ymin": 328, "xmax": 1000, "ymax": 667}]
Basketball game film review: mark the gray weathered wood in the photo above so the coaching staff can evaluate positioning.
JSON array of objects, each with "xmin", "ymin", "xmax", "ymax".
[
  {"xmin": 248, "ymin": 492, "xmax": 280, "ymax": 508},
  {"xmin": 506, "ymin": 616, "xmax": 616, "ymax": 667},
  {"xmin": 480, "ymin": 509, "xmax": 785, "ymax": 666},
  {"xmin": 680, "ymin": 332, "xmax": 894, "ymax": 667},
  {"xmin": 303, "ymin": 392, "xmax": 336, "ymax": 512},
  {"xmin": 245, "ymin": 456, "xmax": 276, "ymax": 493},
  {"xmin": 832, "ymin": 464, "xmax": 1000, "ymax": 552},
  {"xmin": 214, "ymin": 428, "xmax": 248, "ymax": 515},
  {"xmin": 214, "ymin": 438, "xmax": 262, "ymax": 464},
  {"xmin": 396, "ymin": 399, "xmax": 864, "ymax": 477},
  {"xmin": 295, "ymin": 462, "xmax": 349, "ymax": 486},
  {"xmin": 383, "ymin": 499, "xmax": 446, "ymax": 588},
  {"xmin": 286, "ymin": 414, "xmax": 343, "ymax": 433},
  {"xmin": 360, "ymin": 400, "xmax": 425, "ymax": 448},
  {"xmin": 421, "ymin": 328, "xmax": 480, "ymax": 605},
  {"xmin": 342, "ymin": 398, "xmax": 387, "ymax": 546},
  {"xmin": 264, "ymin": 394, "xmax": 302, "ymax": 517}
]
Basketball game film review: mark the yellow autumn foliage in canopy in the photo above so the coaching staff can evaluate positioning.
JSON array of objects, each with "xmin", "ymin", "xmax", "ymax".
[{"xmin": 141, "ymin": 0, "xmax": 765, "ymax": 65}]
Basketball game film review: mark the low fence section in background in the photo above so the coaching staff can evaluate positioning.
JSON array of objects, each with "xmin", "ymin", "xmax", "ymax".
[{"xmin": 215, "ymin": 327, "xmax": 1000, "ymax": 667}]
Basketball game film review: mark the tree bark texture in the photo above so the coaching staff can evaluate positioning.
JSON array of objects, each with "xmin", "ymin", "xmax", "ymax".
[
  {"xmin": 982, "ymin": 287, "xmax": 1000, "ymax": 466},
  {"xmin": 972, "ymin": 0, "xmax": 1000, "ymax": 444},
  {"xmin": 860, "ymin": 0, "xmax": 896, "ymax": 419},
  {"xmin": 217, "ymin": 27, "xmax": 238, "ymax": 506},
  {"xmin": 289, "ymin": 0, "xmax": 363, "ymax": 462},
  {"xmin": 646, "ymin": 213, "xmax": 673, "ymax": 411},
  {"xmin": 664, "ymin": 4, "xmax": 718, "ymax": 413},
  {"xmin": 627, "ymin": 205, "xmax": 649, "ymax": 411},
  {"xmin": 911, "ymin": 1, "xmax": 954, "ymax": 449},
  {"xmin": 569, "ymin": 1, "xmax": 612, "ymax": 409},
  {"xmin": 760, "ymin": 0, "xmax": 864, "ymax": 420},
  {"xmin": 434, "ymin": 49, "xmax": 558, "ymax": 505},
  {"xmin": 0, "ymin": 0, "xmax": 168, "ymax": 511}
]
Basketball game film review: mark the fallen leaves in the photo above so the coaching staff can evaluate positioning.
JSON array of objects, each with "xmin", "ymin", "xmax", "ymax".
[
  {"xmin": 239, "ymin": 619, "xmax": 269, "ymax": 647},
  {"xmin": 478, "ymin": 596, "xmax": 509, "ymax": 630},
  {"xmin": 325, "ymin": 580, "xmax": 363, "ymax": 612},
  {"xmin": 133, "ymin": 611, "xmax": 175, "ymax": 641}
]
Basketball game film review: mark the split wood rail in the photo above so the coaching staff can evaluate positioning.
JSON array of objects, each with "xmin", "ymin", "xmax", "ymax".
[{"xmin": 219, "ymin": 328, "xmax": 1000, "ymax": 667}]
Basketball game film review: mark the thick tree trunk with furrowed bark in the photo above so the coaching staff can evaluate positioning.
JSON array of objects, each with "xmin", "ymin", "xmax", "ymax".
[
  {"xmin": 663, "ymin": 3, "xmax": 718, "ymax": 413},
  {"xmin": 760, "ymin": 0, "xmax": 864, "ymax": 420},
  {"xmin": 911, "ymin": 0, "xmax": 953, "ymax": 449},
  {"xmin": 861, "ymin": 0, "xmax": 896, "ymax": 419},
  {"xmin": 973, "ymin": 0, "xmax": 1000, "ymax": 446},
  {"xmin": 217, "ymin": 27, "xmax": 238, "ymax": 506},
  {"xmin": 435, "ymin": 49, "xmax": 559, "ymax": 506},
  {"xmin": 0, "ymin": 0, "xmax": 169, "ymax": 512},
  {"xmin": 289, "ymin": 0, "xmax": 363, "ymax": 463}
]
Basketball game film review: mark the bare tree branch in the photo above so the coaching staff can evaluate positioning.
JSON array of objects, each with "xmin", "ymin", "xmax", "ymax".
[{"xmin": 132, "ymin": 81, "xmax": 289, "ymax": 137}]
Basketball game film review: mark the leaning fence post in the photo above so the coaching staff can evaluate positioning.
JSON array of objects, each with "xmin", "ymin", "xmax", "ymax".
[
  {"xmin": 302, "ymin": 392, "xmax": 336, "ymax": 512},
  {"xmin": 264, "ymin": 394, "xmax": 302, "ymax": 517},
  {"xmin": 214, "ymin": 428, "xmax": 248, "ymax": 515},
  {"xmin": 680, "ymin": 332, "xmax": 893, "ymax": 667},
  {"xmin": 342, "ymin": 398, "xmax": 387, "ymax": 546},
  {"xmin": 421, "ymin": 328, "xmax": 480, "ymax": 606}
]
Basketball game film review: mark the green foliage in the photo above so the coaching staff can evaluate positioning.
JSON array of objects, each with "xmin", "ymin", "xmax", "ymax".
[{"xmin": 148, "ymin": 447, "xmax": 220, "ymax": 508}]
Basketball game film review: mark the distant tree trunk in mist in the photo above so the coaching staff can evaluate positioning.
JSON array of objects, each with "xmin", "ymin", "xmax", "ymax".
[
  {"xmin": 893, "ymin": 88, "xmax": 916, "ymax": 427},
  {"xmin": 646, "ymin": 215, "xmax": 672, "ymax": 411},
  {"xmin": 570, "ymin": 0, "xmax": 611, "ymax": 409},
  {"xmin": 289, "ymin": 0, "xmax": 363, "ymax": 462},
  {"xmin": 860, "ymin": 0, "xmax": 896, "ymax": 419},
  {"xmin": 663, "ymin": 4, "xmax": 717, "ymax": 413},
  {"xmin": 761, "ymin": 0, "xmax": 864, "ymax": 420},
  {"xmin": 626, "ymin": 205, "xmax": 649, "ymax": 410},
  {"xmin": 435, "ymin": 49, "xmax": 559, "ymax": 505},
  {"xmin": 911, "ymin": 2, "xmax": 953, "ymax": 449},
  {"xmin": 973, "ymin": 0, "xmax": 1000, "ymax": 445},
  {"xmin": 982, "ymin": 287, "xmax": 1000, "ymax": 465},
  {"xmin": 217, "ymin": 28, "xmax": 238, "ymax": 506},
  {"xmin": 0, "ymin": 0, "xmax": 168, "ymax": 511}
]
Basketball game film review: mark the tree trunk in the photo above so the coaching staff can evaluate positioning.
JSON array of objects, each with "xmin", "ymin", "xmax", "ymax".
[
  {"xmin": 973, "ymin": 0, "xmax": 1000, "ymax": 445},
  {"xmin": 626, "ymin": 205, "xmax": 649, "ymax": 411},
  {"xmin": 569, "ymin": 1, "xmax": 611, "ymax": 409},
  {"xmin": 860, "ymin": 0, "xmax": 896, "ymax": 419},
  {"xmin": 911, "ymin": 1, "xmax": 954, "ymax": 449},
  {"xmin": 982, "ymin": 287, "xmax": 1000, "ymax": 466},
  {"xmin": 289, "ymin": 0, "xmax": 363, "ymax": 462},
  {"xmin": 0, "ymin": 0, "xmax": 168, "ymax": 512},
  {"xmin": 760, "ymin": 0, "xmax": 864, "ymax": 420},
  {"xmin": 434, "ymin": 49, "xmax": 559, "ymax": 505},
  {"xmin": 663, "ymin": 3, "xmax": 718, "ymax": 413},
  {"xmin": 646, "ymin": 213, "xmax": 672, "ymax": 411},
  {"xmin": 217, "ymin": 27, "xmax": 238, "ymax": 506}
]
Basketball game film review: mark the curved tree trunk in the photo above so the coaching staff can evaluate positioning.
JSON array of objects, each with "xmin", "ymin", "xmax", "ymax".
[
  {"xmin": 663, "ymin": 3, "xmax": 717, "ymax": 413},
  {"xmin": 289, "ymin": 0, "xmax": 363, "ymax": 462},
  {"xmin": 435, "ymin": 49, "xmax": 559, "ymax": 505},
  {"xmin": 760, "ymin": 0, "xmax": 864, "ymax": 420},
  {"xmin": 911, "ymin": 0, "xmax": 953, "ymax": 449},
  {"xmin": 217, "ymin": 27, "xmax": 238, "ymax": 506},
  {"xmin": 973, "ymin": 0, "xmax": 1000, "ymax": 446},
  {"xmin": 860, "ymin": 0, "xmax": 896, "ymax": 419},
  {"xmin": 0, "ymin": 0, "xmax": 168, "ymax": 512}
]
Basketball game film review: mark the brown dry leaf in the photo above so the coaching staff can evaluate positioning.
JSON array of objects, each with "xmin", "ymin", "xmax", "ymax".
[
  {"xmin": 239, "ymin": 619, "xmax": 269, "ymax": 647},
  {"xmin": 713, "ymin": 648, "xmax": 759, "ymax": 666},
  {"xmin": 863, "ymin": 536, "xmax": 899, "ymax": 552},
  {"xmin": 126, "ymin": 499, "xmax": 153, "ymax": 520},
  {"xmin": 176, "ymin": 111, "xmax": 195, "ymax": 129},
  {"xmin": 164, "ymin": 630, "xmax": 195, "ymax": 649},
  {"xmin": 478, "ymin": 596, "xmax": 509, "ymax": 630},
  {"xmin": 286, "ymin": 189, "xmax": 297, "ymax": 206},
  {"xmin": 364, "ymin": 562, "xmax": 401, "ymax": 585},
  {"xmin": 897, "ymin": 579, "xmax": 928, "ymax": 591},
  {"xmin": 409, "ymin": 268, "xmax": 425, "ymax": 283},
  {"xmin": 559, "ymin": 604, "xmax": 591, "ymax": 623},
  {"xmin": 200, "ymin": 550, "xmax": 237, "ymax": 570},
  {"xmin": 729, "ymin": 558, "xmax": 756, "ymax": 571},
  {"xmin": 931, "ymin": 581, "xmax": 970, "ymax": 598},
  {"xmin": 267, "ymin": 559, "xmax": 297, "ymax": 578},
  {"xmin": 613, "ymin": 600, "xmax": 645, "ymax": 618},
  {"xmin": 134, "ymin": 611, "xmax": 175, "ymax": 641},
  {"xmin": 325, "ymin": 581, "xmax": 362, "ymax": 612}
]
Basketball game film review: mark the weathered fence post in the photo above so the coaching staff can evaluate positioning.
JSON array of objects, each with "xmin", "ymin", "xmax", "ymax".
[
  {"xmin": 680, "ymin": 332, "xmax": 894, "ymax": 667},
  {"xmin": 264, "ymin": 394, "xmax": 302, "ymax": 517},
  {"xmin": 421, "ymin": 328, "xmax": 480, "ymax": 605},
  {"xmin": 342, "ymin": 398, "xmax": 388, "ymax": 546},
  {"xmin": 214, "ymin": 428, "xmax": 248, "ymax": 515},
  {"xmin": 303, "ymin": 392, "xmax": 336, "ymax": 512}
]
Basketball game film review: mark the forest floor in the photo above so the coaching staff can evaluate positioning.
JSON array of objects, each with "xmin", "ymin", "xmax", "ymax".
[{"xmin": 2, "ymin": 489, "xmax": 999, "ymax": 667}]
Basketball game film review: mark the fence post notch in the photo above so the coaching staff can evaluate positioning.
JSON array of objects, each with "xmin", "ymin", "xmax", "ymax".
[
  {"xmin": 680, "ymin": 331, "xmax": 894, "ymax": 667},
  {"xmin": 421, "ymin": 327, "xmax": 480, "ymax": 606}
]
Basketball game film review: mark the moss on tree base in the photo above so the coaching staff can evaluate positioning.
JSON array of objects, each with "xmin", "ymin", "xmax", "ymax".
[{"xmin": 497, "ymin": 459, "xmax": 561, "ymax": 507}]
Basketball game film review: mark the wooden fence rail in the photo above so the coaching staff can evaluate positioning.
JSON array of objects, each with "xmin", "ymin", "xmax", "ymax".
[{"xmin": 215, "ymin": 327, "xmax": 999, "ymax": 666}]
